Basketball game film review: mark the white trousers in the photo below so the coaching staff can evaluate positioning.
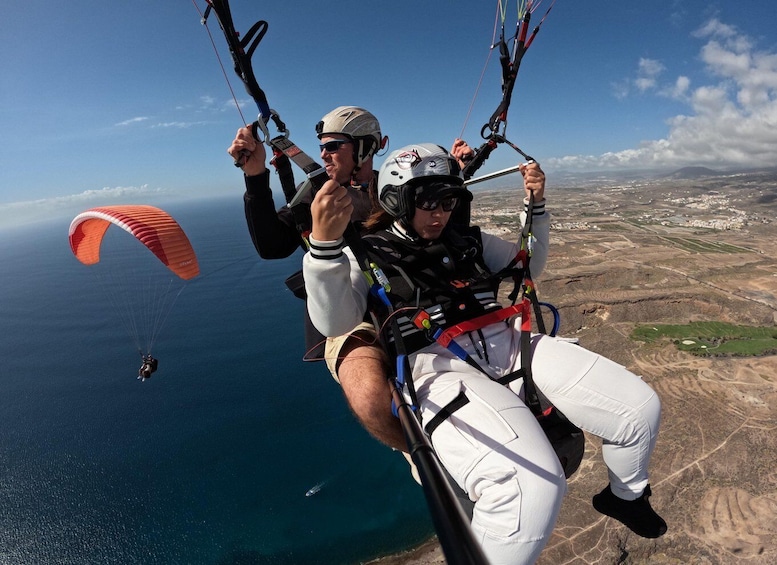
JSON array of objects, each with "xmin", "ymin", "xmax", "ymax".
[{"xmin": 409, "ymin": 321, "xmax": 661, "ymax": 565}]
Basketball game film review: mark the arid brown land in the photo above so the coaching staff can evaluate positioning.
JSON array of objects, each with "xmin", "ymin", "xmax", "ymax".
[{"xmin": 369, "ymin": 168, "xmax": 777, "ymax": 565}]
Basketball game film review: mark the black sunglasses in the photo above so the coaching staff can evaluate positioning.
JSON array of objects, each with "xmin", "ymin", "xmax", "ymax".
[
  {"xmin": 416, "ymin": 196, "xmax": 459, "ymax": 212},
  {"xmin": 319, "ymin": 139, "xmax": 351, "ymax": 153}
]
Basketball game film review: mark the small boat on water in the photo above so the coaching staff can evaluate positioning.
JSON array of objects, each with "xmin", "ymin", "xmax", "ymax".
[{"xmin": 305, "ymin": 482, "xmax": 325, "ymax": 497}]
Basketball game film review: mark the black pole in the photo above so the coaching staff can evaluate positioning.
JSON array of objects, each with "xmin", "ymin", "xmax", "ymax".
[{"xmin": 391, "ymin": 386, "xmax": 490, "ymax": 565}]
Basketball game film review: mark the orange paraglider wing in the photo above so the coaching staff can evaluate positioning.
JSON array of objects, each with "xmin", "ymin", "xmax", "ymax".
[{"xmin": 68, "ymin": 205, "xmax": 200, "ymax": 280}]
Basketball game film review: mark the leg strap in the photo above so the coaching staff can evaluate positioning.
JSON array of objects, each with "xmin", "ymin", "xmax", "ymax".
[
  {"xmin": 497, "ymin": 368, "xmax": 525, "ymax": 386},
  {"xmin": 424, "ymin": 391, "xmax": 469, "ymax": 436}
]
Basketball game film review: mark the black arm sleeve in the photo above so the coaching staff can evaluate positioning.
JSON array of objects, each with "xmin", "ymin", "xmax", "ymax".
[{"xmin": 243, "ymin": 171, "xmax": 308, "ymax": 259}]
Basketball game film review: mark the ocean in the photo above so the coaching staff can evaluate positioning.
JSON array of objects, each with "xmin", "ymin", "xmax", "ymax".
[{"xmin": 0, "ymin": 197, "xmax": 433, "ymax": 564}]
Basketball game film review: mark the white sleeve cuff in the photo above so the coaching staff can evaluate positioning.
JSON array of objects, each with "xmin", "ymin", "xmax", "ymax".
[{"xmin": 308, "ymin": 236, "xmax": 345, "ymax": 260}]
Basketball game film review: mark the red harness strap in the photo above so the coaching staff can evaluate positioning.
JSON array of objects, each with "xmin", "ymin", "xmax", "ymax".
[
  {"xmin": 433, "ymin": 299, "xmax": 531, "ymax": 348},
  {"xmin": 412, "ymin": 301, "xmax": 528, "ymax": 378}
]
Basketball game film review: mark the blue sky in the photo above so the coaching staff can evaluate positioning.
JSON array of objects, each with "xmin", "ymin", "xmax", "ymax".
[{"xmin": 1, "ymin": 0, "xmax": 776, "ymax": 228}]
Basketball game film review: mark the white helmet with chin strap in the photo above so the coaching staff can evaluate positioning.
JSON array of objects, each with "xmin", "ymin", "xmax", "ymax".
[
  {"xmin": 315, "ymin": 106, "xmax": 382, "ymax": 169},
  {"xmin": 378, "ymin": 143, "xmax": 472, "ymax": 220}
]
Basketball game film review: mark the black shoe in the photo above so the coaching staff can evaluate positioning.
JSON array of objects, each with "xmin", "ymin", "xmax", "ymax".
[{"xmin": 592, "ymin": 484, "xmax": 668, "ymax": 538}]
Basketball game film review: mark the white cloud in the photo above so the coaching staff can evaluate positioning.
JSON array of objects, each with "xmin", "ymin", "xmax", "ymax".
[
  {"xmin": 611, "ymin": 58, "xmax": 666, "ymax": 98},
  {"xmin": 116, "ymin": 95, "xmax": 236, "ymax": 132},
  {"xmin": 198, "ymin": 95, "xmax": 242, "ymax": 113},
  {"xmin": 229, "ymin": 98, "xmax": 249, "ymax": 112},
  {"xmin": 661, "ymin": 75, "xmax": 691, "ymax": 100},
  {"xmin": 115, "ymin": 116, "xmax": 149, "ymax": 127},
  {"xmin": 693, "ymin": 19, "xmax": 737, "ymax": 40},
  {"xmin": 0, "ymin": 185, "xmax": 172, "ymax": 230},
  {"xmin": 200, "ymin": 95, "xmax": 217, "ymax": 107},
  {"xmin": 151, "ymin": 121, "xmax": 206, "ymax": 129},
  {"xmin": 611, "ymin": 79, "xmax": 631, "ymax": 100},
  {"xmin": 552, "ymin": 18, "xmax": 777, "ymax": 171},
  {"xmin": 115, "ymin": 115, "xmax": 208, "ymax": 130},
  {"xmin": 635, "ymin": 58, "xmax": 666, "ymax": 92},
  {"xmin": 60, "ymin": 185, "xmax": 168, "ymax": 202},
  {"xmin": 668, "ymin": 0, "xmax": 687, "ymax": 28}
]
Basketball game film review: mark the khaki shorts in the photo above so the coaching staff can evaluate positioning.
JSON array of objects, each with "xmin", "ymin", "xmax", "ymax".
[{"xmin": 324, "ymin": 321, "xmax": 379, "ymax": 383}]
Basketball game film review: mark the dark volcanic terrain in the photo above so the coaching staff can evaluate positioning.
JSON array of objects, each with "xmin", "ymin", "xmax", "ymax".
[{"xmin": 372, "ymin": 168, "xmax": 777, "ymax": 565}]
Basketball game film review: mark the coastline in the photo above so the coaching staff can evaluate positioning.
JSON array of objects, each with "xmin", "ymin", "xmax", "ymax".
[{"xmin": 364, "ymin": 537, "xmax": 443, "ymax": 565}]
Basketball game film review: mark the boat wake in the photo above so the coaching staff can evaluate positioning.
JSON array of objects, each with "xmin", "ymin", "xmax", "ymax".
[{"xmin": 305, "ymin": 481, "xmax": 325, "ymax": 497}]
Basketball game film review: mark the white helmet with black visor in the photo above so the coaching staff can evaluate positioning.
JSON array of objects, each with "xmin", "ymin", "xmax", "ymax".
[{"xmin": 378, "ymin": 143, "xmax": 473, "ymax": 220}]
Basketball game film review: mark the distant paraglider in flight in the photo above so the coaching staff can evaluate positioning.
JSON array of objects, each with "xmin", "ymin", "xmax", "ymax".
[
  {"xmin": 69, "ymin": 205, "xmax": 200, "ymax": 380},
  {"xmin": 138, "ymin": 354, "xmax": 159, "ymax": 382}
]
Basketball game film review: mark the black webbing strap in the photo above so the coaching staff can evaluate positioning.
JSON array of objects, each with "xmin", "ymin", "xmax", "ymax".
[
  {"xmin": 462, "ymin": 138, "xmax": 498, "ymax": 181},
  {"xmin": 421, "ymin": 368, "xmax": 535, "ymax": 436},
  {"xmin": 520, "ymin": 315, "xmax": 542, "ymax": 415},
  {"xmin": 263, "ymin": 134, "xmax": 332, "ymax": 240},
  {"xmin": 268, "ymin": 136, "xmax": 326, "ymax": 179},
  {"xmin": 259, "ymin": 133, "xmax": 309, "ymax": 239},
  {"xmin": 268, "ymin": 146, "xmax": 297, "ymax": 204},
  {"xmin": 424, "ymin": 391, "xmax": 470, "ymax": 436},
  {"xmin": 267, "ymin": 136, "xmax": 329, "ymax": 207},
  {"xmin": 525, "ymin": 283, "xmax": 547, "ymax": 336},
  {"xmin": 199, "ymin": 1, "xmax": 287, "ymax": 135},
  {"xmin": 496, "ymin": 367, "xmax": 525, "ymax": 386}
]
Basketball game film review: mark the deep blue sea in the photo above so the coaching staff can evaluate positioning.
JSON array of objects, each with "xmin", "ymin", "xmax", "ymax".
[{"xmin": 0, "ymin": 197, "xmax": 433, "ymax": 564}]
